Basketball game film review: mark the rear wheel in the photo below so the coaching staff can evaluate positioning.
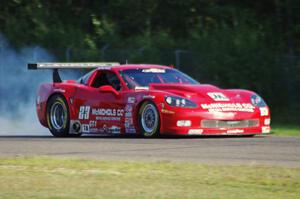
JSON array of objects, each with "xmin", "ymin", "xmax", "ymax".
[
  {"xmin": 138, "ymin": 101, "xmax": 160, "ymax": 137},
  {"xmin": 47, "ymin": 95, "xmax": 72, "ymax": 137}
]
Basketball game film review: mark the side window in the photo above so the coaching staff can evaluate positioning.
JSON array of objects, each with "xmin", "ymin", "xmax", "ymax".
[
  {"xmin": 77, "ymin": 70, "xmax": 95, "ymax": 85},
  {"xmin": 91, "ymin": 71, "xmax": 122, "ymax": 91},
  {"xmin": 106, "ymin": 72, "xmax": 122, "ymax": 91}
]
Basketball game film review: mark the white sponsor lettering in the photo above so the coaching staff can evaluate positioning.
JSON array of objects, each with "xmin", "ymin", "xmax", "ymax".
[
  {"xmin": 92, "ymin": 108, "xmax": 124, "ymax": 117},
  {"xmin": 226, "ymin": 129, "xmax": 244, "ymax": 134},
  {"xmin": 142, "ymin": 68, "xmax": 165, "ymax": 73},
  {"xmin": 96, "ymin": 116, "xmax": 121, "ymax": 121},
  {"xmin": 188, "ymin": 129, "xmax": 203, "ymax": 135},
  {"xmin": 201, "ymin": 103, "xmax": 255, "ymax": 112}
]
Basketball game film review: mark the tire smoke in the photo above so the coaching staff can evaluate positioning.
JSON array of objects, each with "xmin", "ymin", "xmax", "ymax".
[{"xmin": 0, "ymin": 35, "xmax": 52, "ymax": 135}]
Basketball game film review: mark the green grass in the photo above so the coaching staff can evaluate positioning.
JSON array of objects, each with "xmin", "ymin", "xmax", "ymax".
[
  {"xmin": 0, "ymin": 157, "xmax": 299, "ymax": 199},
  {"xmin": 271, "ymin": 124, "xmax": 300, "ymax": 136}
]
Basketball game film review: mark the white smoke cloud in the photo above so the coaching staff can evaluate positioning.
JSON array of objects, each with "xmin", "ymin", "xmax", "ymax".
[
  {"xmin": 0, "ymin": 35, "xmax": 54, "ymax": 135},
  {"xmin": 0, "ymin": 35, "xmax": 83, "ymax": 135}
]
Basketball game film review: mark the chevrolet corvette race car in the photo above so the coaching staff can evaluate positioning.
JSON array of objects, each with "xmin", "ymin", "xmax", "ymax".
[{"xmin": 28, "ymin": 62, "xmax": 271, "ymax": 137}]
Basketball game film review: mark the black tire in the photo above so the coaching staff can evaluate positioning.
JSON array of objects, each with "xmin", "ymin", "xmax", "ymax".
[
  {"xmin": 138, "ymin": 101, "xmax": 160, "ymax": 137},
  {"xmin": 46, "ymin": 94, "xmax": 72, "ymax": 137}
]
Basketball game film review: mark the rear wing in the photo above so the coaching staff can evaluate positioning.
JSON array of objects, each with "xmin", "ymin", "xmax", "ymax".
[{"xmin": 27, "ymin": 62, "xmax": 120, "ymax": 83}]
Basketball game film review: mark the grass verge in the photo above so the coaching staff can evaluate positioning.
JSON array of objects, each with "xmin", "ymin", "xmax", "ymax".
[
  {"xmin": 271, "ymin": 124, "xmax": 300, "ymax": 136},
  {"xmin": 0, "ymin": 157, "xmax": 299, "ymax": 199}
]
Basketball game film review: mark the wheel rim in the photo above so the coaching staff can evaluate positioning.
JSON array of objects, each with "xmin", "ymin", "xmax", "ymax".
[
  {"xmin": 50, "ymin": 101, "xmax": 67, "ymax": 130},
  {"xmin": 141, "ymin": 104, "xmax": 158, "ymax": 134}
]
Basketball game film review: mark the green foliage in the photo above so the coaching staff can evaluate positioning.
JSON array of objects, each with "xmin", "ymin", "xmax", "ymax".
[
  {"xmin": 0, "ymin": 0, "xmax": 300, "ymax": 123},
  {"xmin": 272, "ymin": 124, "xmax": 300, "ymax": 136}
]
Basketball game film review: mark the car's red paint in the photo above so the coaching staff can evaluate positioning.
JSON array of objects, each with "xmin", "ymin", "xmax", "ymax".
[{"xmin": 35, "ymin": 64, "xmax": 271, "ymax": 136}]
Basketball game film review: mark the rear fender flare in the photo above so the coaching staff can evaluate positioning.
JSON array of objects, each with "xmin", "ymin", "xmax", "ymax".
[{"xmin": 46, "ymin": 93, "xmax": 75, "ymax": 122}]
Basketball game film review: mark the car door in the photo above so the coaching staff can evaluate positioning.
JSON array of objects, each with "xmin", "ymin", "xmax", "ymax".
[{"xmin": 73, "ymin": 69, "xmax": 126, "ymax": 134}]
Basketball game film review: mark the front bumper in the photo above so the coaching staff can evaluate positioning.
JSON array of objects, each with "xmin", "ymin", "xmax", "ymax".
[{"xmin": 159, "ymin": 108, "xmax": 271, "ymax": 136}]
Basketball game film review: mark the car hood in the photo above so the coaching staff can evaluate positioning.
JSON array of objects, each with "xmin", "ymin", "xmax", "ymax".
[{"xmin": 149, "ymin": 83, "xmax": 254, "ymax": 105}]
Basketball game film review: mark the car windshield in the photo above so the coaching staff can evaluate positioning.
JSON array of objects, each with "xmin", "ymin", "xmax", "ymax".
[{"xmin": 119, "ymin": 68, "xmax": 199, "ymax": 89}]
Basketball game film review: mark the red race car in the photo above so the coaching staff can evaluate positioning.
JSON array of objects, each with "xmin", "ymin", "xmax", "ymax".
[{"xmin": 28, "ymin": 62, "xmax": 271, "ymax": 137}]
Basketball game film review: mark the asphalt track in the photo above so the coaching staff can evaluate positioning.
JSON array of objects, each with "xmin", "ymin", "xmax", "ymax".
[{"xmin": 0, "ymin": 135, "xmax": 299, "ymax": 167}]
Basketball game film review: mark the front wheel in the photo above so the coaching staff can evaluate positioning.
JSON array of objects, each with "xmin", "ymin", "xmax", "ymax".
[
  {"xmin": 46, "ymin": 95, "xmax": 72, "ymax": 137},
  {"xmin": 138, "ymin": 101, "xmax": 160, "ymax": 137}
]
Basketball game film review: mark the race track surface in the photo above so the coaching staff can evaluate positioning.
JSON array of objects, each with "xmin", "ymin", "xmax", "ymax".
[{"xmin": 0, "ymin": 135, "xmax": 299, "ymax": 167}]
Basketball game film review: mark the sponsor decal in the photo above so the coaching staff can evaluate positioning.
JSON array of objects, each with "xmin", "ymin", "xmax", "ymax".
[
  {"xmin": 89, "ymin": 128, "xmax": 99, "ymax": 133},
  {"xmin": 53, "ymin": 88, "xmax": 66, "ymax": 93},
  {"xmin": 142, "ymin": 68, "xmax": 165, "ymax": 73},
  {"xmin": 226, "ymin": 129, "xmax": 244, "ymax": 134},
  {"xmin": 264, "ymin": 118, "xmax": 271, "ymax": 125},
  {"xmin": 125, "ymin": 104, "xmax": 133, "ymax": 117},
  {"xmin": 125, "ymin": 104, "xmax": 133, "ymax": 112},
  {"xmin": 143, "ymin": 95, "xmax": 155, "ymax": 99},
  {"xmin": 161, "ymin": 109, "xmax": 175, "ymax": 114},
  {"xmin": 125, "ymin": 118, "xmax": 133, "ymax": 128},
  {"xmin": 259, "ymin": 107, "xmax": 269, "ymax": 116},
  {"xmin": 188, "ymin": 129, "xmax": 203, "ymax": 135},
  {"xmin": 127, "ymin": 97, "xmax": 136, "ymax": 104},
  {"xmin": 135, "ymin": 86, "xmax": 149, "ymax": 90},
  {"xmin": 82, "ymin": 124, "xmax": 90, "ymax": 133},
  {"xmin": 92, "ymin": 108, "xmax": 124, "ymax": 117},
  {"xmin": 125, "ymin": 127, "xmax": 136, "ymax": 134},
  {"xmin": 125, "ymin": 112, "xmax": 132, "ymax": 117},
  {"xmin": 201, "ymin": 103, "xmax": 255, "ymax": 112},
  {"xmin": 103, "ymin": 124, "xmax": 108, "ymax": 133},
  {"xmin": 89, "ymin": 120, "xmax": 97, "ymax": 128},
  {"xmin": 96, "ymin": 116, "xmax": 121, "ymax": 121},
  {"xmin": 262, "ymin": 126, "xmax": 270, "ymax": 133},
  {"xmin": 109, "ymin": 125, "xmax": 121, "ymax": 134},
  {"xmin": 207, "ymin": 92, "xmax": 229, "ymax": 101},
  {"xmin": 78, "ymin": 106, "xmax": 90, "ymax": 119},
  {"xmin": 91, "ymin": 124, "xmax": 121, "ymax": 134},
  {"xmin": 124, "ymin": 103, "xmax": 136, "ymax": 133}
]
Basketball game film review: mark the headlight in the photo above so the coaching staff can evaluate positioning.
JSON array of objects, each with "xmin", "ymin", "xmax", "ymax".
[
  {"xmin": 165, "ymin": 96, "xmax": 198, "ymax": 108},
  {"xmin": 251, "ymin": 94, "xmax": 267, "ymax": 107}
]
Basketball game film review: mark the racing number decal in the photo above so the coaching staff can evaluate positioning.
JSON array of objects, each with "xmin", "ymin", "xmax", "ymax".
[
  {"xmin": 207, "ymin": 92, "xmax": 229, "ymax": 101},
  {"xmin": 78, "ymin": 106, "xmax": 90, "ymax": 120}
]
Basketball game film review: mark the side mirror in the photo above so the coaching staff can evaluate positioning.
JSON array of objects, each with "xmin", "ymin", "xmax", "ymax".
[{"xmin": 98, "ymin": 85, "xmax": 119, "ymax": 96}]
